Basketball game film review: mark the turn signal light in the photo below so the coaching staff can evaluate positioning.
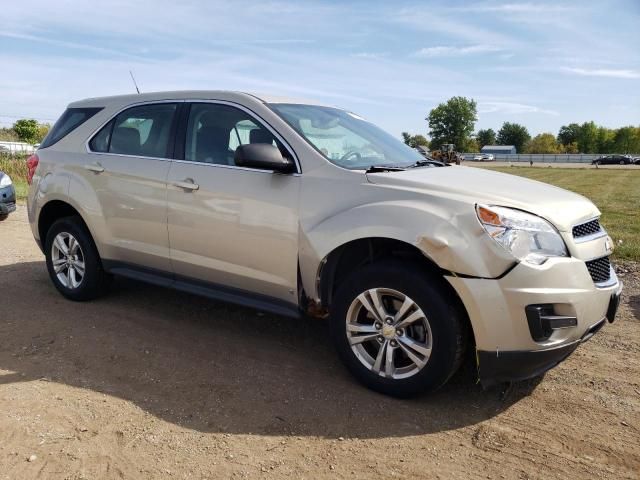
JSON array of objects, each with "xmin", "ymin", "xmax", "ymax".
[{"xmin": 476, "ymin": 205, "xmax": 501, "ymax": 226}]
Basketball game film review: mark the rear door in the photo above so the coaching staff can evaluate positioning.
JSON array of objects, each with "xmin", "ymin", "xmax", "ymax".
[
  {"xmin": 84, "ymin": 102, "xmax": 178, "ymax": 271},
  {"xmin": 166, "ymin": 101, "xmax": 300, "ymax": 302}
]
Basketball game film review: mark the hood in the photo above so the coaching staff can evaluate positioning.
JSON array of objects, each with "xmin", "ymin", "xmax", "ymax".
[{"xmin": 366, "ymin": 166, "xmax": 599, "ymax": 232}]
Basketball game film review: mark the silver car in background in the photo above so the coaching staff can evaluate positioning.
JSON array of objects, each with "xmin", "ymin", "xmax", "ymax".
[{"xmin": 0, "ymin": 171, "xmax": 16, "ymax": 221}]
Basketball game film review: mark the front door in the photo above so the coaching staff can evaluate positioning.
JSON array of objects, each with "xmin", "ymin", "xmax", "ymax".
[{"xmin": 166, "ymin": 102, "xmax": 300, "ymax": 303}]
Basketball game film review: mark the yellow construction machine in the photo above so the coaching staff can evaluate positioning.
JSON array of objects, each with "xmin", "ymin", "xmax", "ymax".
[{"xmin": 430, "ymin": 144, "xmax": 463, "ymax": 165}]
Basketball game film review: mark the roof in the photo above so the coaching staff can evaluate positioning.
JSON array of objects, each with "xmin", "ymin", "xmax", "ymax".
[
  {"xmin": 68, "ymin": 90, "xmax": 330, "ymax": 109},
  {"xmin": 481, "ymin": 145, "xmax": 515, "ymax": 151}
]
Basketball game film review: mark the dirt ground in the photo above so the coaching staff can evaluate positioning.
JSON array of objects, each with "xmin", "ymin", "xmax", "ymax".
[{"xmin": 1, "ymin": 205, "xmax": 638, "ymax": 480}]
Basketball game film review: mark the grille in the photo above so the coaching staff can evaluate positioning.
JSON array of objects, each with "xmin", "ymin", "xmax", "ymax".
[
  {"xmin": 585, "ymin": 256, "xmax": 611, "ymax": 284},
  {"xmin": 573, "ymin": 219, "xmax": 601, "ymax": 238}
]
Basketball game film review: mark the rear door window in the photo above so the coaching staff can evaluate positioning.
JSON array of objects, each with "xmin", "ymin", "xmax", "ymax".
[
  {"xmin": 40, "ymin": 107, "xmax": 103, "ymax": 149},
  {"xmin": 89, "ymin": 103, "xmax": 177, "ymax": 158}
]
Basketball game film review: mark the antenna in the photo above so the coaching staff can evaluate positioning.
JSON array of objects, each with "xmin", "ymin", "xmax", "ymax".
[{"xmin": 129, "ymin": 70, "xmax": 141, "ymax": 94}]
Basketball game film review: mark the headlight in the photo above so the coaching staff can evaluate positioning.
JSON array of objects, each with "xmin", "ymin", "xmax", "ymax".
[
  {"xmin": 0, "ymin": 174, "xmax": 12, "ymax": 188},
  {"xmin": 476, "ymin": 205, "xmax": 567, "ymax": 265}
]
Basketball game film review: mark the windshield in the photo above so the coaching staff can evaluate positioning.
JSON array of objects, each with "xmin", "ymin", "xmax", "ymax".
[{"xmin": 269, "ymin": 103, "xmax": 424, "ymax": 170}]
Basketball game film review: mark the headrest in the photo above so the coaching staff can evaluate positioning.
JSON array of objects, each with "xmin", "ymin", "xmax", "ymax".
[
  {"xmin": 198, "ymin": 125, "xmax": 230, "ymax": 143},
  {"xmin": 250, "ymin": 128, "xmax": 275, "ymax": 145},
  {"xmin": 111, "ymin": 127, "xmax": 140, "ymax": 153}
]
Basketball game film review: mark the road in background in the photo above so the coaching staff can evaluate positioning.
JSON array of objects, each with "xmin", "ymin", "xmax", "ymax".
[
  {"xmin": 462, "ymin": 153, "xmax": 639, "ymax": 164},
  {"xmin": 466, "ymin": 161, "xmax": 640, "ymax": 169}
]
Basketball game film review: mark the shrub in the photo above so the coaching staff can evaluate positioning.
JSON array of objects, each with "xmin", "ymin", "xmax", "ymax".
[{"xmin": 0, "ymin": 153, "xmax": 29, "ymax": 183}]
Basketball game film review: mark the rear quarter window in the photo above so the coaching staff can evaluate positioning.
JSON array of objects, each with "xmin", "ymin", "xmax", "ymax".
[{"xmin": 40, "ymin": 107, "xmax": 103, "ymax": 149}]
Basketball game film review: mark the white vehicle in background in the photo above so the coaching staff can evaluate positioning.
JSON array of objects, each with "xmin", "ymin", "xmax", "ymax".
[{"xmin": 473, "ymin": 153, "xmax": 495, "ymax": 162}]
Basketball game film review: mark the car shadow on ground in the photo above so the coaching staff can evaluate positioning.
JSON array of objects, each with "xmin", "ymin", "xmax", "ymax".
[
  {"xmin": 0, "ymin": 260, "xmax": 542, "ymax": 439},
  {"xmin": 629, "ymin": 295, "xmax": 640, "ymax": 321}
]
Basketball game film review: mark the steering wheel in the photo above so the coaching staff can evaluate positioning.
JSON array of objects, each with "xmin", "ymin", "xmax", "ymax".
[{"xmin": 340, "ymin": 151, "xmax": 362, "ymax": 163}]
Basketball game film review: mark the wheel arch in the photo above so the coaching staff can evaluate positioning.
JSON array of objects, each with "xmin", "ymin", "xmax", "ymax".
[
  {"xmin": 38, "ymin": 199, "xmax": 93, "ymax": 249},
  {"xmin": 319, "ymin": 237, "xmax": 470, "ymax": 325}
]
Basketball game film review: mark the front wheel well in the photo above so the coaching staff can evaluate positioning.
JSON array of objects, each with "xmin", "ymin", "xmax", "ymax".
[
  {"xmin": 317, "ymin": 236, "xmax": 475, "ymax": 349},
  {"xmin": 318, "ymin": 238, "xmax": 436, "ymax": 306}
]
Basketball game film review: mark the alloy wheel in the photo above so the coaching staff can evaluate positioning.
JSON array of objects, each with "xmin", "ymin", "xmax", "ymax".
[
  {"xmin": 51, "ymin": 232, "xmax": 85, "ymax": 289},
  {"xmin": 345, "ymin": 288, "xmax": 433, "ymax": 379}
]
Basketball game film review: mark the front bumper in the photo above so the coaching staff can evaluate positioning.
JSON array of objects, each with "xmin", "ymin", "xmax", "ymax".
[
  {"xmin": 0, "ymin": 184, "xmax": 16, "ymax": 217},
  {"xmin": 477, "ymin": 292, "xmax": 619, "ymax": 387},
  {"xmin": 446, "ymin": 256, "xmax": 622, "ymax": 386}
]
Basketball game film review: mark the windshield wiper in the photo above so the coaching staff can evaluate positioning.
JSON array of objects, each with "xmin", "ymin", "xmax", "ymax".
[
  {"xmin": 365, "ymin": 165, "xmax": 407, "ymax": 173},
  {"xmin": 408, "ymin": 158, "xmax": 447, "ymax": 168}
]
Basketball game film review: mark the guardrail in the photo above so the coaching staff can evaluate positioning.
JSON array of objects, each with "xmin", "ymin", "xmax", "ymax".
[
  {"xmin": 462, "ymin": 153, "xmax": 638, "ymax": 163},
  {"xmin": 0, "ymin": 141, "xmax": 36, "ymax": 154}
]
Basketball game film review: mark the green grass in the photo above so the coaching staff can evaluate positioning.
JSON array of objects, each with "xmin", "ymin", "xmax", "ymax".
[
  {"xmin": 0, "ymin": 153, "xmax": 29, "ymax": 203},
  {"xmin": 12, "ymin": 179, "xmax": 28, "ymax": 202},
  {"xmin": 475, "ymin": 166, "xmax": 640, "ymax": 261}
]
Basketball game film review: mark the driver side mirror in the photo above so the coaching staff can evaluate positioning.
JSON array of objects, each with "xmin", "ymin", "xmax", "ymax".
[{"xmin": 234, "ymin": 144, "xmax": 296, "ymax": 174}]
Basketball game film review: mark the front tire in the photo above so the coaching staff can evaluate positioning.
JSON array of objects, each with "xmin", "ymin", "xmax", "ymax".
[
  {"xmin": 44, "ymin": 216, "xmax": 109, "ymax": 301},
  {"xmin": 330, "ymin": 261, "xmax": 467, "ymax": 397}
]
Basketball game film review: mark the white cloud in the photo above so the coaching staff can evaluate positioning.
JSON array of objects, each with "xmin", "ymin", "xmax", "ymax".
[
  {"xmin": 461, "ymin": 3, "xmax": 573, "ymax": 13},
  {"xmin": 561, "ymin": 67, "xmax": 640, "ymax": 79},
  {"xmin": 0, "ymin": 31, "xmax": 149, "ymax": 60},
  {"xmin": 351, "ymin": 52, "xmax": 386, "ymax": 59},
  {"xmin": 394, "ymin": 7, "xmax": 517, "ymax": 48},
  {"xmin": 479, "ymin": 102, "xmax": 559, "ymax": 116},
  {"xmin": 413, "ymin": 45, "xmax": 503, "ymax": 58}
]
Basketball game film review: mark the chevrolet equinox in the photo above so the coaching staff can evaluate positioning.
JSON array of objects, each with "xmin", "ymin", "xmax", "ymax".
[{"xmin": 27, "ymin": 91, "xmax": 622, "ymax": 397}]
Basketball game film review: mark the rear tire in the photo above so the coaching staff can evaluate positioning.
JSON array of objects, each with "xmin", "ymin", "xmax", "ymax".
[
  {"xmin": 329, "ymin": 260, "xmax": 467, "ymax": 397},
  {"xmin": 44, "ymin": 216, "xmax": 110, "ymax": 301}
]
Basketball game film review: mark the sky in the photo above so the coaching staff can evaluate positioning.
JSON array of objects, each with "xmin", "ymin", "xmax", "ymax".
[{"xmin": 1, "ymin": 0, "xmax": 639, "ymax": 139}]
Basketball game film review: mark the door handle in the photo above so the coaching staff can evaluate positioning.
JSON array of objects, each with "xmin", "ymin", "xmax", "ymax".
[
  {"xmin": 84, "ymin": 162, "xmax": 104, "ymax": 173},
  {"xmin": 173, "ymin": 179, "xmax": 199, "ymax": 191}
]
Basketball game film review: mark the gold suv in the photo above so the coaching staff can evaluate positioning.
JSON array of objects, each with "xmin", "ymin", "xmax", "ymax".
[{"xmin": 27, "ymin": 91, "xmax": 622, "ymax": 396}]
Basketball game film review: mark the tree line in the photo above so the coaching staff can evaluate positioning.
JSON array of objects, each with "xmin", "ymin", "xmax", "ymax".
[
  {"xmin": 0, "ymin": 119, "xmax": 51, "ymax": 145},
  {"xmin": 402, "ymin": 96, "xmax": 640, "ymax": 154}
]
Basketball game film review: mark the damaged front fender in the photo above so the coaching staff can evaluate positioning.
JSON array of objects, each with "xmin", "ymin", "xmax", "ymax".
[{"xmin": 298, "ymin": 200, "xmax": 515, "ymax": 301}]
